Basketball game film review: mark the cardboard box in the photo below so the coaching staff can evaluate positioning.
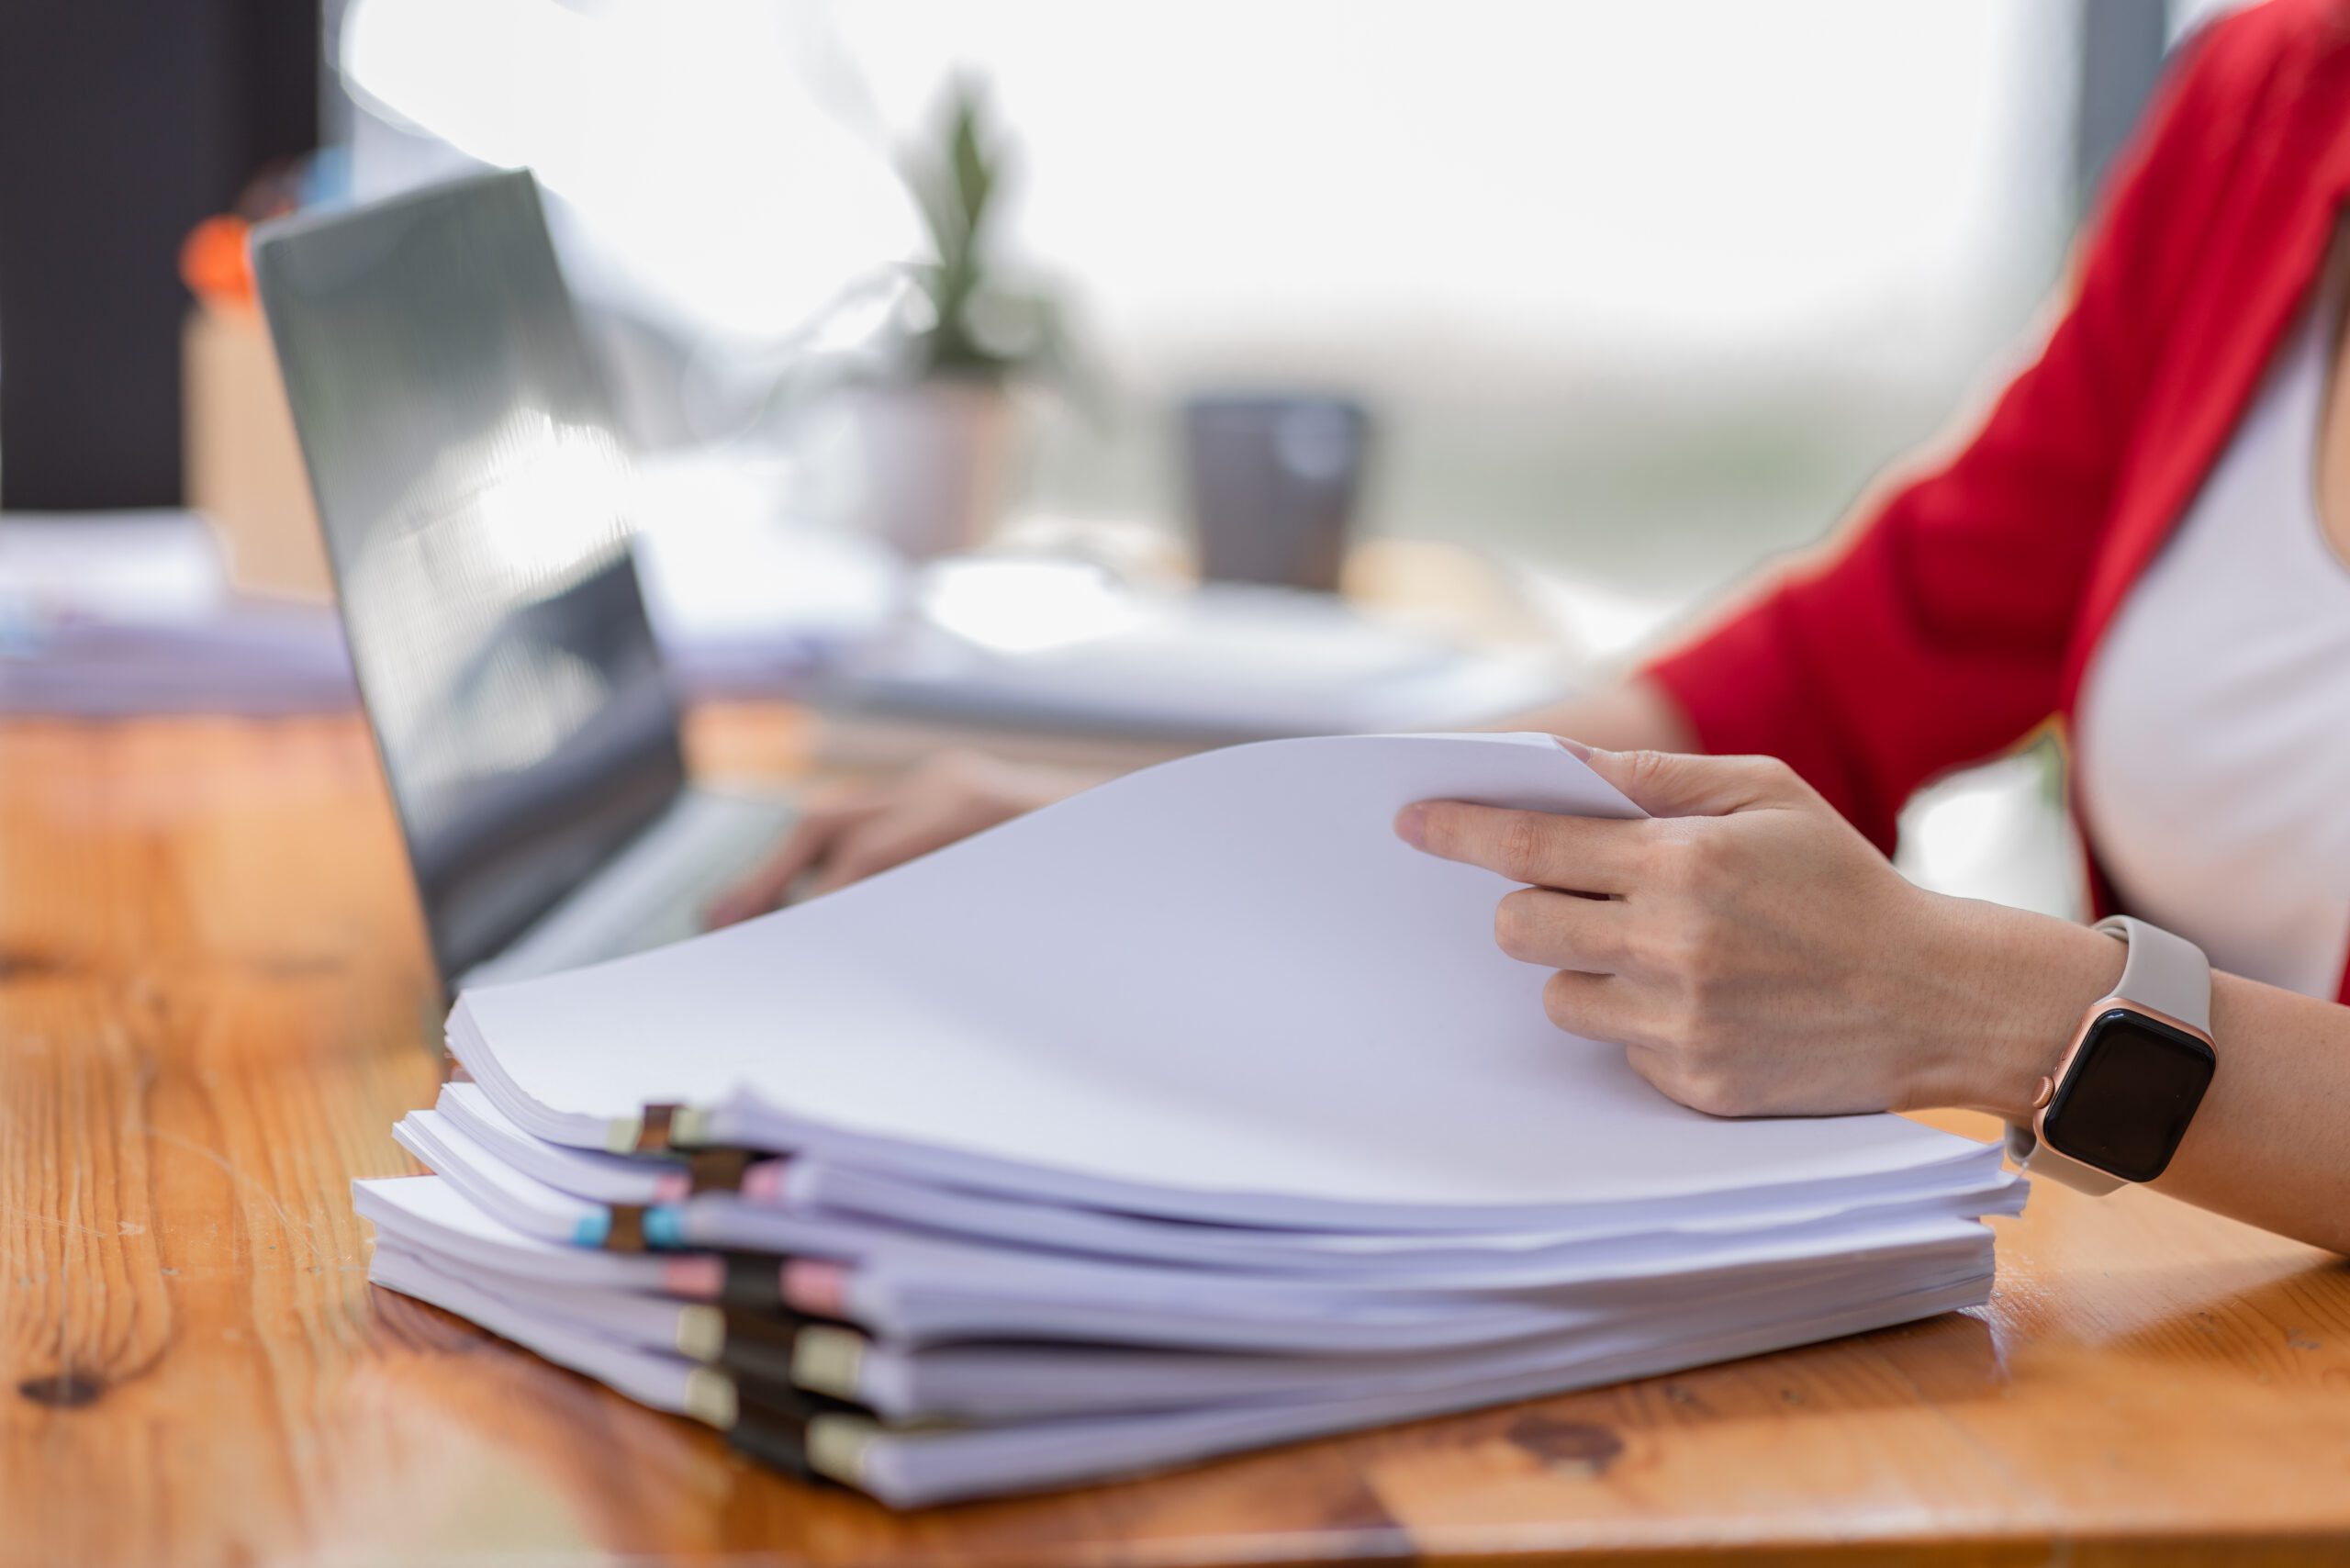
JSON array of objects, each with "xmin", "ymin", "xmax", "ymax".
[{"xmin": 183, "ymin": 302, "xmax": 332, "ymax": 600}]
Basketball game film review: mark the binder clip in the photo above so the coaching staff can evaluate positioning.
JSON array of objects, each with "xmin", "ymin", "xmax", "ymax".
[
  {"xmin": 684, "ymin": 1147, "xmax": 754, "ymax": 1193},
  {"xmin": 615, "ymin": 1101, "xmax": 711, "ymax": 1154}
]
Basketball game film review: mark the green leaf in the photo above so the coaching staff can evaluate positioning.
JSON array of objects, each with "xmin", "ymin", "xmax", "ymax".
[
  {"xmin": 949, "ymin": 89, "xmax": 994, "ymax": 243},
  {"xmin": 869, "ymin": 73, "xmax": 1095, "ymax": 398},
  {"xmin": 901, "ymin": 159, "xmax": 966, "ymax": 265}
]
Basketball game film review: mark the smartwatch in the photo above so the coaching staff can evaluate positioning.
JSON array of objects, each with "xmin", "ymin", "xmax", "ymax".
[{"xmin": 2005, "ymin": 915, "xmax": 2217, "ymax": 1194}]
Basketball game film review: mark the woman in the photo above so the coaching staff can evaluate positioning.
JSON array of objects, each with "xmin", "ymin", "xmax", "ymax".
[{"xmin": 719, "ymin": 0, "xmax": 2350, "ymax": 1252}]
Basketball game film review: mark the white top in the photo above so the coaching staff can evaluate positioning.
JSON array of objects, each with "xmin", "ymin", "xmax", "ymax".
[{"xmin": 2077, "ymin": 252, "xmax": 2350, "ymax": 1001}]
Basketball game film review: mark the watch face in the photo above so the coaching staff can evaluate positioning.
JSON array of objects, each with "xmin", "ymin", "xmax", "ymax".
[{"xmin": 2041, "ymin": 1007, "xmax": 2217, "ymax": 1183}]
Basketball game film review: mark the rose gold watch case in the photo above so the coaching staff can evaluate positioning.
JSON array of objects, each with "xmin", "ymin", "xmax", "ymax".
[{"xmin": 2030, "ymin": 992, "xmax": 2218, "ymax": 1150}]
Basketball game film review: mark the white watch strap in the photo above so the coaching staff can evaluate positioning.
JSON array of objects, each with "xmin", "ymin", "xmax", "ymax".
[
  {"xmin": 2008, "ymin": 915, "xmax": 2210, "ymax": 1195},
  {"xmin": 2095, "ymin": 913, "xmax": 2210, "ymax": 1032},
  {"xmin": 2007, "ymin": 1121, "xmax": 2126, "ymax": 1195}
]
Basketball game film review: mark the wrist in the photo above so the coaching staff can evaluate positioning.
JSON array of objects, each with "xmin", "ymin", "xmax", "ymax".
[{"xmin": 1899, "ymin": 896, "xmax": 2125, "ymax": 1122}]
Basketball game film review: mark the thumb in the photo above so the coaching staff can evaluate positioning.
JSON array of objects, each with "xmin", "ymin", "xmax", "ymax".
[{"xmin": 1568, "ymin": 744, "xmax": 1804, "ymax": 819}]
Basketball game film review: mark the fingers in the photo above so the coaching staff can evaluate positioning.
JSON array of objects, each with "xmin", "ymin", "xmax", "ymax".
[
  {"xmin": 1398, "ymin": 801, "xmax": 1647, "ymax": 892},
  {"xmin": 1538, "ymin": 969, "xmax": 1652, "ymax": 1044},
  {"xmin": 1617, "ymin": 1038, "xmax": 1727, "ymax": 1116},
  {"xmin": 1494, "ymin": 888, "xmax": 1632, "ymax": 973},
  {"xmin": 806, "ymin": 802, "xmax": 966, "ymax": 895},
  {"xmin": 708, "ymin": 751, "xmax": 1075, "ymax": 922},
  {"xmin": 1573, "ymin": 748, "xmax": 1808, "ymax": 818},
  {"xmin": 1539, "ymin": 974, "xmax": 1740, "ymax": 1116},
  {"xmin": 704, "ymin": 805, "xmax": 863, "ymax": 926}
]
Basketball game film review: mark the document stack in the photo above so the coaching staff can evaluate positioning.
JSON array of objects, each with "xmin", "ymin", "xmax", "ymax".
[{"xmin": 361, "ymin": 734, "xmax": 2024, "ymax": 1507}]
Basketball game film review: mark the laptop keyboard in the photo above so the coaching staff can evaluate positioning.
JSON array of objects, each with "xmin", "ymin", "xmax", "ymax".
[{"xmin": 458, "ymin": 788, "xmax": 798, "ymax": 990}]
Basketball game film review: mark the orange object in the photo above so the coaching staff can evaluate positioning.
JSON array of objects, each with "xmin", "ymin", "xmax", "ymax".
[
  {"xmin": 183, "ymin": 294, "xmax": 331, "ymax": 599},
  {"xmin": 180, "ymin": 205, "xmax": 328, "ymax": 599},
  {"xmin": 180, "ymin": 214, "xmax": 255, "ymax": 308}
]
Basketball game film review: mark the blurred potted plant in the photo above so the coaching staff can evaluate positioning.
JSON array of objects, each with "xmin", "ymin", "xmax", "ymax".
[{"xmin": 848, "ymin": 78, "xmax": 1087, "ymax": 560}]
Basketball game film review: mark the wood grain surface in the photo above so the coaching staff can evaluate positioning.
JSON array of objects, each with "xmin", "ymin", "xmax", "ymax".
[{"xmin": 6, "ymin": 709, "xmax": 2350, "ymax": 1568}]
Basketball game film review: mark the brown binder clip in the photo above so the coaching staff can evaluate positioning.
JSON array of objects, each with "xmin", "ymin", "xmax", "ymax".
[
  {"xmin": 717, "ymin": 1254, "xmax": 785, "ymax": 1311},
  {"xmin": 632, "ymin": 1103, "xmax": 687, "ymax": 1153},
  {"xmin": 686, "ymin": 1147, "xmax": 754, "ymax": 1194},
  {"xmin": 603, "ymin": 1204, "xmax": 650, "ymax": 1252},
  {"xmin": 607, "ymin": 1102, "xmax": 715, "ymax": 1158}
]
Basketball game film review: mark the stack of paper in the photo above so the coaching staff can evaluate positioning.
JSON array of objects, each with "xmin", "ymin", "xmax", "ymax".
[
  {"xmin": 363, "ymin": 733, "xmax": 2023, "ymax": 1506},
  {"xmin": 0, "ymin": 511, "xmax": 357, "ymax": 715},
  {"xmin": 0, "ymin": 504, "xmax": 879, "ymax": 716},
  {"xmin": 825, "ymin": 567, "xmax": 1575, "ymax": 742}
]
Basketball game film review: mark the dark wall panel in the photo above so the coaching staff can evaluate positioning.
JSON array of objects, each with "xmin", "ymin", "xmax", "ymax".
[{"xmin": 0, "ymin": 0, "xmax": 319, "ymax": 509}]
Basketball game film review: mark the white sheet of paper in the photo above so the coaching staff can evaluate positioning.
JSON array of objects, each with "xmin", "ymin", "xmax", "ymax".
[
  {"xmin": 369, "ymin": 1242, "xmax": 700, "ymax": 1415},
  {"xmin": 392, "ymin": 1236, "xmax": 1989, "ymax": 1426},
  {"xmin": 364, "ymin": 1225, "xmax": 1989, "ymax": 1508},
  {"xmin": 840, "ymin": 1267, "xmax": 1995, "ymax": 1507},
  {"xmin": 352, "ymin": 1174, "xmax": 695, "ymax": 1293},
  {"xmin": 438, "ymin": 1081, "xmax": 2013, "ymax": 1272},
  {"xmin": 395, "ymin": 1106, "xmax": 2018, "ymax": 1300},
  {"xmin": 457, "ymin": 733, "xmax": 1986, "ymax": 1227}
]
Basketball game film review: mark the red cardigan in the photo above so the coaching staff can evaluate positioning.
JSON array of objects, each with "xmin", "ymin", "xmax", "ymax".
[{"xmin": 1641, "ymin": 0, "xmax": 2350, "ymax": 1005}]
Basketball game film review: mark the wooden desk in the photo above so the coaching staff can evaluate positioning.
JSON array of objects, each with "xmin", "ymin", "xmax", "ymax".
[{"xmin": 6, "ymin": 710, "xmax": 2350, "ymax": 1568}]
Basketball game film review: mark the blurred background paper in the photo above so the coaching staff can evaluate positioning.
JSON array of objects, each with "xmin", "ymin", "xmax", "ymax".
[
  {"xmin": 0, "ymin": 512, "xmax": 356, "ymax": 715},
  {"xmin": 827, "ymin": 566, "xmax": 1573, "ymax": 744}
]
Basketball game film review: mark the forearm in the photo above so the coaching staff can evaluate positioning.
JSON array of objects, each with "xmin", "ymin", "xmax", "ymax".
[
  {"xmin": 1918, "ymin": 899, "xmax": 2350, "ymax": 1255},
  {"xmin": 1498, "ymin": 675, "xmax": 1700, "ymax": 755},
  {"xmin": 2146, "ymin": 971, "xmax": 2350, "ymax": 1253}
]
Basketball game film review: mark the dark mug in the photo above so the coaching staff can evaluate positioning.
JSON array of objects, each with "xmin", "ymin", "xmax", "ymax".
[{"xmin": 1181, "ymin": 394, "xmax": 1372, "ymax": 593}]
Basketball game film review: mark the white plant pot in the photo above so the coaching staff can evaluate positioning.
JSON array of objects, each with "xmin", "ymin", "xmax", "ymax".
[{"xmin": 849, "ymin": 380, "xmax": 1020, "ymax": 560}]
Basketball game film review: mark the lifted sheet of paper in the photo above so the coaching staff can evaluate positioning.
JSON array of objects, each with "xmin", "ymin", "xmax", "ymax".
[{"xmin": 451, "ymin": 733, "xmax": 1993, "ymax": 1227}]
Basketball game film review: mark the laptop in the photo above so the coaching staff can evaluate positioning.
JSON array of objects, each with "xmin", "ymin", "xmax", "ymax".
[{"xmin": 253, "ymin": 169, "xmax": 796, "ymax": 996}]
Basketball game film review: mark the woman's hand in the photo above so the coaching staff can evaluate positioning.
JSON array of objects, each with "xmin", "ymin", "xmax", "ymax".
[
  {"xmin": 707, "ymin": 752, "xmax": 1102, "ymax": 925},
  {"xmin": 1397, "ymin": 745, "xmax": 2122, "ymax": 1122}
]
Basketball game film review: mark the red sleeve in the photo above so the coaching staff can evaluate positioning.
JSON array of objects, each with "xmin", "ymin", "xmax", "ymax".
[{"xmin": 1639, "ymin": 15, "xmax": 2252, "ymax": 852}]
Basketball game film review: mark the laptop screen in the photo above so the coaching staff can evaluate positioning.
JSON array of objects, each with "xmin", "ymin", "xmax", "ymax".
[{"xmin": 254, "ymin": 170, "xmax": 686, "ymax": 987}]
